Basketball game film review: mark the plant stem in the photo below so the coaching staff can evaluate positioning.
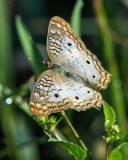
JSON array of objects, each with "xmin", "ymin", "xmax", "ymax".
[
  {"xmin": 44, "ymin": 129, "xmax": 62, "ymax": 141},
  {"xmin": 61, "ymin": 111, "xmax": 94, "ymax": 160},
  {"xmin": 53, "ymin": 130, "xmax": 62, "ymax": 141},
  {"xmin": 105, "ymin": 144, "xmax": 109, "ymax": 160},
  {"xmin": 93, "ymin": 0, "xmax": 127, "ymax": 134},
  {"xmin": 61, "ymin": 111, "xmax": 87, "ymax": 151}
]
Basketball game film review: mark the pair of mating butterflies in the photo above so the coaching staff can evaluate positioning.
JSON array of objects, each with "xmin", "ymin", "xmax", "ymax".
[{"xmin": 30, "ymin": 16, "xmax": 111, "ymax": 117}]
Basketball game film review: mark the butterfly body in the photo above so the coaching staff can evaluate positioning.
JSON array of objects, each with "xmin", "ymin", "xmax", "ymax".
[
  {"xmin": 53, "ymin": 51, "xmax": 102, "ymax": 89},
  {"xmin": 30, "ymin": 16, "xmax": 111, "ymax": 116}
]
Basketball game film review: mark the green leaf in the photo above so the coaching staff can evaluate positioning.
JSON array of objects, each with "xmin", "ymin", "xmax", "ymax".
[
  {"xmin": 109, "ymin": 142, "xmax": 128, "ymax": 160},
  {"xmin": 49, "ymin": 138, "xmax": 87, "ymax": 160},
  {"xmin": 0, "ymin": 0, "xmax": 13, "ymax": 86},
  {"xmin": 37, "ymin": 115, "xmax": 63, "ymax": 132},
  {"xmin": 103, "ymin": 101, "xmax": 116, "ymax": 126},
  {"xmin": 103, "ymin": 101, "xmax": 121, "ymax": 144},
  {"xmin": 15, "ymin": 16, "xmax": 47, "ymax": 73},
  {"xmin": 70, "ymin": 0, "xmax": 84, "ymax": 36}
]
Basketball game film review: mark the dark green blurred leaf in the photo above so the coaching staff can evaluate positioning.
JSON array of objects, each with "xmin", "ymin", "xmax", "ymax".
[
  {"xmin": 15, "ymin": 16, "xmax": 47, "ymax": 73},
  {"xmin": 120, "ymin": 0, "xmax": 128, "ymax": 7},
  {"xmin": 109, "ymin": 142, "xmax": 128, "ymax": 160},
  {"xmin": 117, "ymin": 134, "xmax": 128, "ymax": 145},
  {"xmin": 94, "ymin": 0, "xmax": 127, "ymax": 135},
  {"xmin": 49, "ymin": 138, "xmax": 87, "ymax": 160},
  {"xmin": 0, "ymin": 0, "xmax": 13, "ymax": 87}
]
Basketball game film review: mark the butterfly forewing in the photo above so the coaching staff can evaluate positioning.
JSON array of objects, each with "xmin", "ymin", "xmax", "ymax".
[
  {"xmin": 47, "ymin": 16, "xmax": 111, "ymax": 90},
  {"xmin": 30, "ymin": 70, "xmax": 102, "ymax": 117}
]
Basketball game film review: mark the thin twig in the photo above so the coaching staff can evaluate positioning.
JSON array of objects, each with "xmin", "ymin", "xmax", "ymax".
[
  {"xmin": 61, "ymin": 111, "xmax": 94, "ymax": 160},
  {"xmin": 61, "ymin": 111, "xmax": 87, "ymax": 151},
  {"xmin": 105, "ymin": 143, "xmax": 109, "ymax": 160},
  {"xmin": 53, "ymin": 129, "xmax": 62, "ymax": 141},
  {"xmin": 44, "ymin": 129, "xmax": 62, "ymax": 141},
  {"xmin": 93, "ymin": 0, "xmax": 128, "ymax": 46}
]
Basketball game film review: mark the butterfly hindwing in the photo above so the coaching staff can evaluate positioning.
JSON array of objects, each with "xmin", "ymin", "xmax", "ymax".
[
  {"xmin": 47, "ymin": 16, "xmax": 111, "ymax": 90},
  {"xmin": 30, "ymin": 70, "xmax": 102, "ymax": 117}
]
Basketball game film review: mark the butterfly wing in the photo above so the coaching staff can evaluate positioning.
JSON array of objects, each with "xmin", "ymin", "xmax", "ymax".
[
  {"xmin": 47, "ymin": 16, "xmax": 111, "ymax": 90},
  {"xmin": 30, "ymin": 69, "xmax": 102, "ymax": 117}
]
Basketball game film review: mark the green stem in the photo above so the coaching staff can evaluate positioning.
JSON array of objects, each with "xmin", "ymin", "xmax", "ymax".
[
  {"xmin": 93, "ymin": 0, "xmax": 127, "ymax": 134},
  {"xmin": 61, "ymin": 112, "xmax": 93, "ymax": 160},
  {"xmin": 61, "ymin": 111, "xmax": 87, "ymax": 151},
  {"xmin": 105, "ymin": 144, "xmax": 109, "ymax": 160},
  {"xmin": 0, "ymin": 0, "xmax": 13, "ymax": 86},
  {"xmin": 53, "ymin": 130, "xmax": 62, "ymax": 141}
]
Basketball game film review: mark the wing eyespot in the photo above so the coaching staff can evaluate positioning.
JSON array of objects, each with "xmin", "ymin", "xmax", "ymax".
[
  {"xmin": 55, "ymin": 93, "xmax": 59, "ymax": 98},
  {"xmin": 75, "ymin": 96, "xmax": 79, "ymax": 100},
  {"xmin": 92, "ymin": 75, "xmax": 95, "ymax": 78},
  {"xmin": 67, "ymin": 43, "xmax": 72, "ymax": 46},
  {"xmin": 86, "ymin": 60, "xmax": 90, "ymax": 64},
  {"xmin": 87, "ymin": 91, "xmax": 90, "ymax": 93}
]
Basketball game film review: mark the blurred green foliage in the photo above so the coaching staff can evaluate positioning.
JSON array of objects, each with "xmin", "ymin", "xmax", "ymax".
[{"xmin": 0, "ymin": 0, "xmax": 128, "ymax": 160}]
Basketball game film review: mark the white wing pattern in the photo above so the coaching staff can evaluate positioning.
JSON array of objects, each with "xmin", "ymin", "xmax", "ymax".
[
  {"xmin": 47, "ymin": 16, "xmax": 111, "ymax": 90},
  {"xmin": 30, "ymin": 16, "xmax": 111, "ymax": 117},
  {"xmin": 30, "ymin": 70, "xmax": 102, "ymax": 117}
]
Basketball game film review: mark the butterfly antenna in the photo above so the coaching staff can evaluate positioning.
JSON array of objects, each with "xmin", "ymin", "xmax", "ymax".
[
  {"xmin": 29, "ymin": 36, "xmax": 39, "ymax": 49},
  {"xmin": 28, "ymin": 36, "xmax": 47, "ymax": 65},
  {"xmin": 28, "ymin": 57, "xmax": 46, "ymax": 65}
]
